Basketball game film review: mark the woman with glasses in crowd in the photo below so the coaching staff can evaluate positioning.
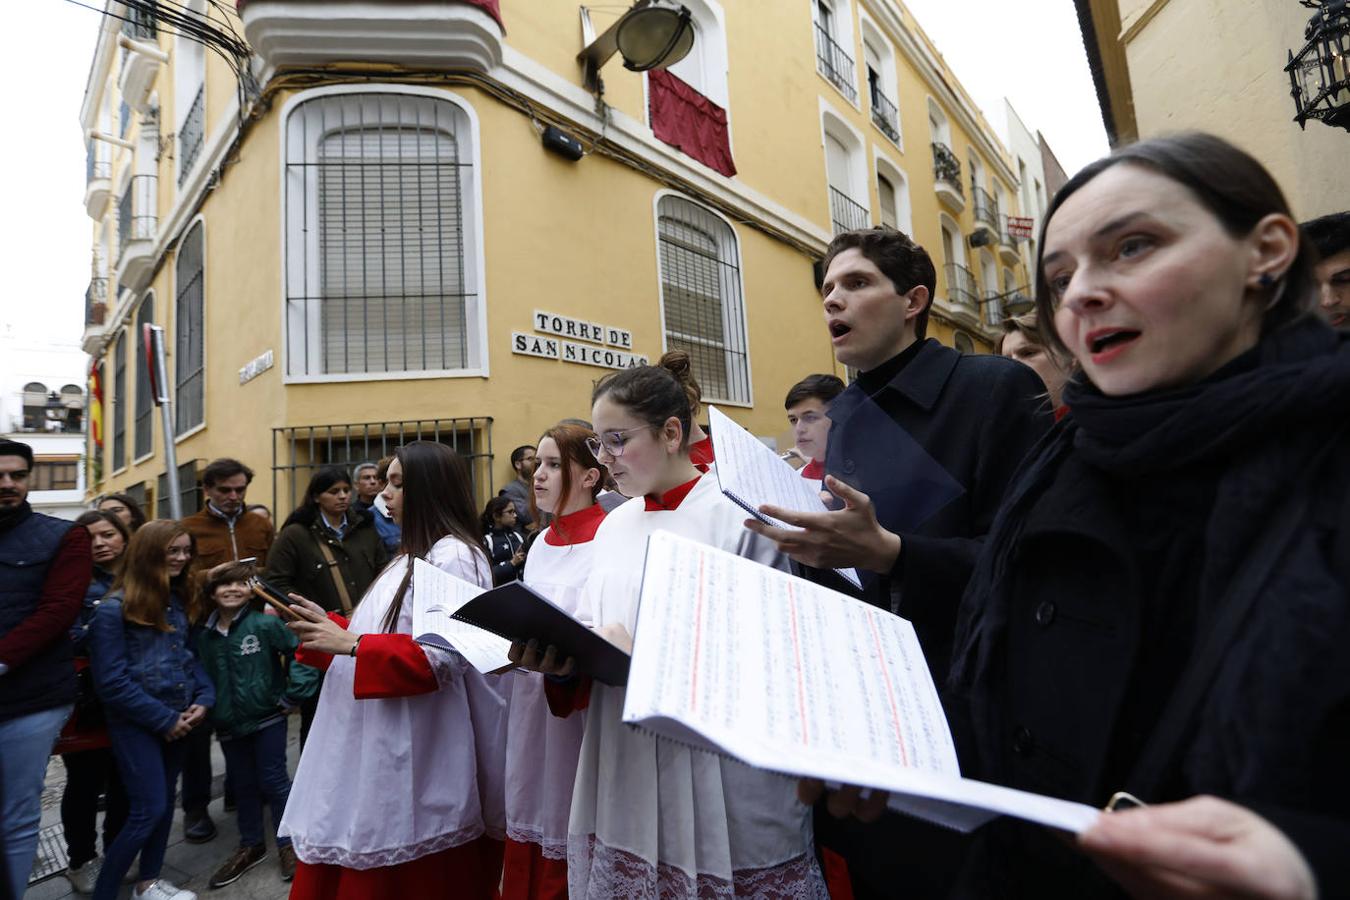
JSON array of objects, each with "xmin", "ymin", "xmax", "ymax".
[
  {"xmin": 87, "ymin": 521, "xmax": 214, "ymax": 900},
  {"xmin": 96, "ymin": 493, "xmax": 147, "ymax": 534}
]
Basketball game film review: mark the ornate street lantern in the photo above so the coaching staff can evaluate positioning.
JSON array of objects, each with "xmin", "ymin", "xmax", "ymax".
[
  {"xmin": 579, "ymin": 0, "xmax": 695, "ymax": 93},
  {"xmin": 1286, "ymin": 0, "xmax": 1350, "ymax": 131}
]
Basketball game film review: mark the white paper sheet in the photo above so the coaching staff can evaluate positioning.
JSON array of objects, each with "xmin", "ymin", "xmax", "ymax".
[
  {"xmin": 707, "ymin": 406, "xmax": 863, "ymax": 589},
  {"xmin": 411, "ymin": 557, "xmax": 516, "ymax": 673},
  {"xmin": 623, "ymin": 531, "xmax": 1100, "ymax": 835}
]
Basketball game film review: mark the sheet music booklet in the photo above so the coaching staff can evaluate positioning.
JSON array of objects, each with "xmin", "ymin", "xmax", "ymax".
[
  {"xmin": 410, "ymin": 558, "xmax": 516, "ymax": 673},
  {"xmin": 707, "ymin": 406, "xmax": 862, "ymax": 590},
  {"xmin": 621, "ymin": 530, "xmax": 1101, "ymax": 834}
]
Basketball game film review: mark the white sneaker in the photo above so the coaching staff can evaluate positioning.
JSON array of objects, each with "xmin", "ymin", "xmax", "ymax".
[
  {"xmin": 66, "ymin": 857, "xmax": 102, "ymax": 893},
  {"xmin": 131, "ymin": 879, "xmax": 198, "ymax": 900}
]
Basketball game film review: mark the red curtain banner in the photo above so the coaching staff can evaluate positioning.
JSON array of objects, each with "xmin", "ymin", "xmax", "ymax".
[{"xmin": 648, "ymin": 69, "xmax": 737, "ymax": 178}]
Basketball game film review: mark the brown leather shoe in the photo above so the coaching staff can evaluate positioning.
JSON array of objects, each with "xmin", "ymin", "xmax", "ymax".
[
  {"xmin": 208, "ymin": 844, "xmax": 266, "ymax": 889},
  {"xmin": 277, "ymin": 844, "xmax": 297, "ymax": 882}
]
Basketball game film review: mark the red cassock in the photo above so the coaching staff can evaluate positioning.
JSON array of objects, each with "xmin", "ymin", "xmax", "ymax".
[{"xmin": 288, "ymin": 618, "xmax": 505, "ymax": 900}]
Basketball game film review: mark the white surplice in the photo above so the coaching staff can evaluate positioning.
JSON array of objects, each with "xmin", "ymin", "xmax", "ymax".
[
  {"xmin": 279, "ymin": 536, "xmax": 508, "ymax": 869},
  {"xmin": 505, "ymin": 506, "xmax": 603, "ymax": 859},
  {"xmin": 567, "ymin": 475, "xmax": 829, "ymax": 899}
]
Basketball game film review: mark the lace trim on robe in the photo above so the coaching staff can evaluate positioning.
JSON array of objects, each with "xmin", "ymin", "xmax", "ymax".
[{"xmin": 291, "ymin": 821, "xmax": 485, "ymax": 870}]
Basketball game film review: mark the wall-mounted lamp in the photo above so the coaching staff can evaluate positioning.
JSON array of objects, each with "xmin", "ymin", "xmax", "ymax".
[{"xmin": 579, "ymin": 0, "xmax": 695, "ymax": 94}]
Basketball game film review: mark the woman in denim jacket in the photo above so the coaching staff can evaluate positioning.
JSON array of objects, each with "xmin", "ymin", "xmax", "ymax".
[{"xmin": 88, "ymin": 520, "xmax": 214, "ymax": 900}]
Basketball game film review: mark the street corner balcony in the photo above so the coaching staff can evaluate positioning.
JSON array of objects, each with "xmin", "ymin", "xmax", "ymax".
[
  {"xmin": 238, "ymin": 0, "xmax": 505, "ymax": 75},
  {"xmin": 931, "ymin": 142, "xmax": 965, "ymax": 214},
  {"xmin": 116, "ymin": 174, "xmax": 158, "ymax": 292},
  {"xmin": 117, "ymin": 6, "xmax": 165, "ymax": 114},
  {"xmin": 82, "ymin": 276, "xmax": 110, "ymax": 355}
]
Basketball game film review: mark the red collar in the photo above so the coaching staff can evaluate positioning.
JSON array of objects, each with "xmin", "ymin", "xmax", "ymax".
[
  {"xmin": 543, "ymin": 503, "xmax": 607, "ymax": 546},
  {"xmin": 689, "ymin": 435, "xmax": 715, "ymax": 473},
  {"xmin": 1054, "ymin": 404, "xmax": 1070, "ymax": 422},
  {"xmin": 800, "ymin": 458, "xmax": 825, "ymax": 480},
  {"xmin": 644, "ymin": 476, "xmax": 702, "ymax": 512}
]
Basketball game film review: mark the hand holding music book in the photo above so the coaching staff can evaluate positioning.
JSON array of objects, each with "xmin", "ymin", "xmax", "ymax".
[
  {"xmin": 410, "ymin": 558, "xmax": 516, "ymax": 673},
  {"xmin": 451, "ymin": 581, "xmax": 632, "ymax": 686},
  {"xmin": 706, "ymin": 406, "xmax": 863, "ymax": 590},
  {"xmin": 621, "ymin": 530, "xmax": 1100, "ymax": 834}
]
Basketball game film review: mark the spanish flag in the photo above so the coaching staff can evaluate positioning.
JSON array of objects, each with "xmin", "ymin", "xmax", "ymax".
[{"xmin": 89, "ymin": 360, "xmax": 104, "ymax": 448}]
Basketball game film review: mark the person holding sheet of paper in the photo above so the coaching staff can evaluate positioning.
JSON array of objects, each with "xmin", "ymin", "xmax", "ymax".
[
  {"xmin": 500, "ymin": 423, "xmax": 608, "ymax": 900},
  {"xmin": 517, "ymin": 359, "xmax": 829, "ymax": 899},
  {"xmin": 278, "ymin": 441, "xmax": 507, "ymax": 899},
  {"xmin": 822, "ymin": 134, "xmax": 1350, "ymax": 898}
]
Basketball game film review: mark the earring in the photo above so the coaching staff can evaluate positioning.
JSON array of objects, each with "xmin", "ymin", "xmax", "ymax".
[{"xmin": 1257, "ymin": 273, "xmax": 1275, "ymax": 288}]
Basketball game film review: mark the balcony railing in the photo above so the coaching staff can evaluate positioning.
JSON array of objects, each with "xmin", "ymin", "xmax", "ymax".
[
  {"xmin": 122, "ymin": 4, "xmax": 157, "ymax": 40},
  {"xmin": 815, "ymin": 23, "xmax": 857, "ymax": 102},
  {"xmin": 944, "ymin": 262, "xmax": 978, "ymax": 308},
  {"xmin": 118, "ymin": 175, "xmax": 158, "ymax": 251},
  {"xmin": 829, "ymin": 185, "xmax": 869, "ymax": 235},
  {"xmin": 86, "ymin": 141, "xmax": 110, "ymax": 183},
  {"xmin": 870, "ymin": 84, "xmax": 900, "ymax": 143},
  {"xmin": 178, "ymin": 83, "xmax": 205, "ymax": 186},
  {"xmin": 1000, "ymin": 214, "xmax": 1024, "ymax": 247},
  {"xmin": 86, "ymin": 277, "xmax": 109, "ymax": 326},
  {"xmin": 983, "ymin": 291, "xmax": 1004, "ymax": 326},
  {"xmin": 972, "ymin": 185, "xmax": 999, "ymax": 229},
  {"xmin": 932, "ymin": 142, "xmax": 963, "ymax": 195}
]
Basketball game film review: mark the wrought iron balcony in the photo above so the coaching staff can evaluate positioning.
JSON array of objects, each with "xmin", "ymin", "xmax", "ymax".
[
  {"xmin": 815, "ymin": 23, "xmax": 857, "ymax": 102},
  {"xmin": 829, "ymin": 185, "xmax": 869, "ymax": 235},
  {"xmin": 85, "ymin": 140, "xmax": 112, "ymax": 219},
  {"xmin": 944, "ymin": 262, "xmax": 978, "ymax": 308},
  {"xmin": 121, "ymin": 5, "xmax": 157, "ymax": 40},
  {"xmin": 972, "ymin": 185, "xmax": 999, "ymax": 229},
  {"xmin": 116, "ymin": 174, "xmax": 158, "ymax": 289},
  {"xmin": 86, "ymin": 277, "xmax": 109, "ymax": 326},
  {"xmin": 998, "ymin": 215, "xmax": 1024, "ymax": 265},
  {"xmin": 982, "ymin": 290, "xmax": 1004, "ymax": 326},
  {"xmin": 870, "ymin": 84, "xmax": 900, "ymax": 143},
  {"xmin": 178, "ymin": 83, "xmax": 205, "ymax": 186},
  {"xmin": 932, "ymin": 141, "xmax": 962, "ymax": 190}
]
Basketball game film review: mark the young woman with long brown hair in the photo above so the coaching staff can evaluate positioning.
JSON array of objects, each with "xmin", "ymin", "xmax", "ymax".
[
  {"xmin": 501, "ymin": 423, "xmax": 607, "ymax": 900},
  {"xmin": 279, "ymin": 440, "xmax": 506, "ymax": 899},
  {"xmin": 87, "ymin": 520, "xmax": 215, "ymax": 900}
]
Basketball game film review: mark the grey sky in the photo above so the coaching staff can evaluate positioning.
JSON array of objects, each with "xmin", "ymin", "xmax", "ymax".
[
  {"xmin": 900, "ymin": 0, "xmax": 1110, "ymax": 175},
  {"xmin": 0, "ymin": 1, "xmax": 1108, "ymax": 344}
]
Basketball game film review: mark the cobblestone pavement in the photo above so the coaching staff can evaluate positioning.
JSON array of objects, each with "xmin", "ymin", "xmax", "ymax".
[{"xmin": 24, "ymin": 719, "xmax": 301, "ymax": 900}]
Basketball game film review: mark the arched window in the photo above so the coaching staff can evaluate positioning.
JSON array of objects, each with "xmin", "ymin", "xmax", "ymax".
[
  {"xmin": 656, "ymin": 195, "xmax": 750, "ymax": 405},
  {"xmin": 658, "ymin": 0, "xmax": 728, "ymax": 109},
  {"xmin": 823, "ymin": 109, "xmax": 868, "ymax": 234},
  {"xmin": 285, "ymin": 90, "xmax": 484, "ymax": 379},
  {"xmin": 860, "ymin": 17, "xmax": 901, "ymax": 146},
  {"xmin": 175, "ymin": 222, "xmax": 205, "ymax": 434},
  {"xmin": 133, "ymin": 296, "xmax": 155, "ymax": 459},
  {"xmin": 874, "ymin": 153, "xmax": 912, "ymax": 235},
  {"xmin": 954, "ymin": 332, "xmax": 975, "ymax": 354},
  {"xmin": 21, "ymin": 383, "xmax": 47, "ymax": 431}
]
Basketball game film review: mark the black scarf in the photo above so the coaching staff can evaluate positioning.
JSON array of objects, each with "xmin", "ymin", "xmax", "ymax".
[{"xmin": 950, "ymin": 315, "xmax": 1350, "ymax": 693}]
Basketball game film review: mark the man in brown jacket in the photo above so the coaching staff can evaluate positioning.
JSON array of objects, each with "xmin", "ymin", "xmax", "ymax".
[{"xmin": 182, "ymin": 458, "xmax": 274, "ymax": 572}]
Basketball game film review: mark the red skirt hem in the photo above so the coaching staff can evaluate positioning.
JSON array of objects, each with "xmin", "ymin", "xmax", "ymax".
[
  {"xmin": 290, "ymin": 835, "xmax": 504, "ymax": 900},
  {"xmin": 501, "ymin": 837, "xmax": 568, "ymax": 900}
]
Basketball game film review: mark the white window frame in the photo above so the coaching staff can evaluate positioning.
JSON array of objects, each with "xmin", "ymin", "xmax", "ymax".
[
  {"xmin": 821, "ymin": 98, "xmax": 869, "ymax": 225},
  {"xmin": 858, "ymin": 13, "xmax": 902, "ymax": 149},
  {"xmin": 873, "ymin": 147, "xmax": 913, "ymax": 235},
  {"xmin": 173, "ymin": 215, "xmax": 207, "ymax": 442},
  {"xmin": 280, "ymin": 84, "xmax": 489, "ymax": 383},
  {"xmin": 812, "ymin": 0, "xmax": 861, "ymax": 109},
  {"xmin": 652, "ymin": 190, "xmax": 753, "ymax": 407}
]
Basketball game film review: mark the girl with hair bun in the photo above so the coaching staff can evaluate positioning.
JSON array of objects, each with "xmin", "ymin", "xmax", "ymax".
[
  {"xmin": 657, "ymin": 350, "xmax": 715, "ymax": 472},
  {"xmin": 514, "ymin": 366, "xmax": 828, "ymax": 898},
  {"xmin": 501, "ymin": 424, "xmax": 608, "ymax": 900}
]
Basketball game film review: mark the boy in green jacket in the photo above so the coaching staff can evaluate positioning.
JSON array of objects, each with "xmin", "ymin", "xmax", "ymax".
[{"xmin": 195, "ymin": 562, "xmax": 318, "ymax": 888}]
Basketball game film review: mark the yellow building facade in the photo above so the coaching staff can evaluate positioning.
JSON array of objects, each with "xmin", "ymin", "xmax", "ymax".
[
  {"xmin": 80, "ymin": 0, "xmax": 1035, "ymax": 513},
  {"xmin": 1079, "ymin": 0, "xmax": 1350, "ymax": 220}
]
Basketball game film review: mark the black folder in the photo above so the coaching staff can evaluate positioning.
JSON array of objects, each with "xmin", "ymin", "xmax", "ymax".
[{"xmin": 451, "ymin": 582, "xmax": 631, "ymax": 686}]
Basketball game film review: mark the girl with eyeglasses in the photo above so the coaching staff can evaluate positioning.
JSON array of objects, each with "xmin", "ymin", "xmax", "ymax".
[
  {"xmin": 86, "ymin": 521, "xmax": 214, "ymax": 900},
  {"xmin": 500, "ymin": 423, "xmax": 607, "ymax": 900},
  {"xmin": 515, "ymin": 358, "xmax": 829, "ymax": 899}
]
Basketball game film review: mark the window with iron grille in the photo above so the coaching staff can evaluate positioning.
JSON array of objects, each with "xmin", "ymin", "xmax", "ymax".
[
  {"xmin": 157, "ymin": 460, "xmax": 201, "ymax": 517},
  {"xmin": 656, "ymin": 195, "xmax": 750, "ymax": 405},
  {"xmin": 133, "ymin": 298, "xmax": 154, "ymax": 459},
  {"xmin": 112, "ymin": 332, "xmax": 127, "ymax": 471},
  {"xmin": 175, "ymin": 224, "xmax": 205, "ymax": 434},
  {"xmin": 285, "ymin": 91, "xmax": 482, "ymax": 379}
]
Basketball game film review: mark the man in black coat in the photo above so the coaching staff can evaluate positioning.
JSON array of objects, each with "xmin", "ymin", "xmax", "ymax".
[{"xmin": 747, "ymin": 228, "xmax": 1050, "ymax": 899}]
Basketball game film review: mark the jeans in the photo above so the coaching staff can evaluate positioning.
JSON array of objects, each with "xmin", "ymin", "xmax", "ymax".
[
  {"xmin": 0, "ymin": 704, "xmax": 73, "ymax": 899},
  {"xmin": 180, "ymin": 722, "xmax": 213, "ymax": 813},
  {"xmin": 220, "ymin": 720, "xmax": 293, "ymax": 848},
  {"xmin": 95, "ymin": 722, "xmax": 188, "ymax": 900},
  {"xmin": 61, "ymin": 748, "xmax": 129, "ymax": 868}
]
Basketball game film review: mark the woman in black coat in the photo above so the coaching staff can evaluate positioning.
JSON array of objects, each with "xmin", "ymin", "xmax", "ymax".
[
  {"xmin": 938, "ymin": 133, "xmax": 1350, "ymax": 898},
  {"xmin": 814, "ymin": 133, "xmax": 1348, "ymax": 899},
  {"xmin": 480, "ymin": 496, "xmax": 525, "ymax": 586}
]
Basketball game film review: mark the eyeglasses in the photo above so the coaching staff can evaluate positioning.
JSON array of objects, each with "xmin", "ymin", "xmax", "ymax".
[{"xmin": 585, "ymin": 426, "xmax": 650, "ymax": 459}]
